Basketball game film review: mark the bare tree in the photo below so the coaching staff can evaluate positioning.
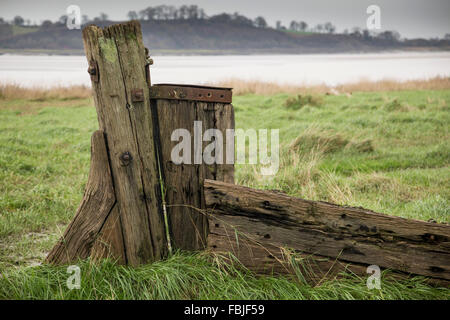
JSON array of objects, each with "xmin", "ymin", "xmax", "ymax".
[
  {"xmin": 324, "ymin": 22, "xmax": 336, "ymax": 34},
  {"xmin": 254, "ymin": 16, "xmax": 267, "ymax": 28},
  {"xmin": 13, "ymin": 15, "xmax": 24, "ymax": 26},
  {"xmin": 178, "ymin": 5, "xmax": 189, "ymax": 19},
  {"xmin": 187, "ymin": 5, "xmax": 198, "ymax": 19},
  {"xmin": 289, "ymin": 21, "xmax": 299, "ymax": 31},
  {"xmin": 299, "ymin": 21, "xmax": 308, "ymax": 32},
  {"xmin": 127, "ymin": 11, "xmax": 138, "ymax": 21}
]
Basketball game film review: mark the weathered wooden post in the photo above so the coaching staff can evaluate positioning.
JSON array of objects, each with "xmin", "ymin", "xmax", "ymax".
[
  {"xmin": 46, "ymin": 21, "xmax": 235, "ymax": 265},
  {"xmin": 47, "ymin": 21, "xmax": 168, "ymax": 265}
]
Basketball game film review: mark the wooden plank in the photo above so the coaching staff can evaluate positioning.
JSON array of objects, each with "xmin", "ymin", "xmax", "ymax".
[
  {"xmin": 209, "ymin": 221, "xmax": 369, "ymax": 282},
  {"xmin": 204, "ymin": 179, "xmax": 450, "ymax": 284},
  {"xmin": 154, "ymin": 99, "xmax": 234, "ymax": 250},
  {"xmin": 82, "ymin": 21, "xmax": 167, "ymax": 265}
]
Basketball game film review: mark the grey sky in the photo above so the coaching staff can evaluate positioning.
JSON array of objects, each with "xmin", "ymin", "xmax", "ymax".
[{"xmin": 1, "ymin": 0, "xmax": 449, "ymax": 38}]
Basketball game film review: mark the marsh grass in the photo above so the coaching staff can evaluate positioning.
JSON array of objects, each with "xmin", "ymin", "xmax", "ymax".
[
  {"xmin": 0, "ymin": 251, "xmax": 448, "ymax": 300},
  {"xmin": 0, "ymin": 83, "xmax": 92, "ymax": 101},
  {"xmin": 215, "ymin": 76, "xmax": 450, "ymax": 95},
  {"xmin": 1, "ymin": 76, "xmax": 448, "ymax": 102},
  {"xmin": 0, "ymin": 85, "xmax": 449, "ymax": 299}
]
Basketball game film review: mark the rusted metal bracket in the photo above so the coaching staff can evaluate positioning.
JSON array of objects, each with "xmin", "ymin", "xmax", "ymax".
[{"xmin": 150, "ymin": 84, "xmax": 232, "ymax": 104}]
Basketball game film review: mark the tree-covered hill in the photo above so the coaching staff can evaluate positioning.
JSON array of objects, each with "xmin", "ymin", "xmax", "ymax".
[{"xmin": 0, "ymin": 6, "xmax": 449, "ymax": 54}]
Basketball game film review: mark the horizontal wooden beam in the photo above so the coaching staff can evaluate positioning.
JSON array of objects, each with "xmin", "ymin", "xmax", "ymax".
[{"xmin": 204, "ymin": 180, "xmax": 450, "ymax": 286}]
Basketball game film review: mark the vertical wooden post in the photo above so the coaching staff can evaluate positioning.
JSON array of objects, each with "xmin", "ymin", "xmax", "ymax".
[
  {"xmin": 83, "ymin": 22, "xmax": 168, "ymax": 265},
  {"xmin": 47, "ymin": 21, "xmax": 168, "ymax": 266}
]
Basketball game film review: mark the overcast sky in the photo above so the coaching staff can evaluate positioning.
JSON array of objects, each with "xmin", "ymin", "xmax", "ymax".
[{"xmin": 1, "ymin": 0, "xmax": 449, "ymax": 38}]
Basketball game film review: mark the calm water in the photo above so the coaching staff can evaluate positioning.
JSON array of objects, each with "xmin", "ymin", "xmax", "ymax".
[{"xmin": 1, "ymin": 52, "xmax": 449, "ymax": 88}]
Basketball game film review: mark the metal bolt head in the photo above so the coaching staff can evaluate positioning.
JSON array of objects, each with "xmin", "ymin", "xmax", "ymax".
[
  {"xmin": 131, "ymin": 88, "xmax": 144, "ymax": 102},
  {"xmin": 87, "ymin": 66, "xmax": 96, "ymax": 75},
  {"xmin": 120, "ymin": 152, "xmax": 132, "ymax": 166},
  {"xmin": 176, "ymin": 89, "xmax": 187, "ymax": 99}
]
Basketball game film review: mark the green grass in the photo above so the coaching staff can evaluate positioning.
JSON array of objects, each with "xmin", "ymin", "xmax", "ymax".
[
  {"xmin": 1, "ymin": 252, "xmax": 447, "ymax": 300},
  {"xmin": 0, "ymin": 89, "xmax": 449, "ymax": 299},
  {"xmin": 234, "ymin": 91, "xmax": 449, "ymax": 222}
]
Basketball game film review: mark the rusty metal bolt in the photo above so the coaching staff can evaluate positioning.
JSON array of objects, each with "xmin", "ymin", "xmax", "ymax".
[
  {"xmin": 87, "ymin": 66, "xmax": 96, "ymax": 75},
  {"xmin": 177, "ymin": 89, "xmax": 187, "ymax": 99},
  {"xmin": 120, "ymin": 152, "xmax": 132, "ymax": 166},
  {"xmin": 134, "ymin": 91, "xmax": 143, "ymax": 100},
  {"xmin": 131, "ymin": 89, "xmax": 144, "ymax": 102}
]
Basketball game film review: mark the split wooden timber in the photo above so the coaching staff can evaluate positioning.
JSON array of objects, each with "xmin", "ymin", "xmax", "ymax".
[{"xmin": 205, "ymin": 180, "xmax": 450, "ymax": 286}]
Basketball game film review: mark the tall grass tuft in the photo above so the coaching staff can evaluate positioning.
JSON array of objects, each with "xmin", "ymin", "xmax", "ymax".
[{"xmin": 284, "ymin": 94, "xmax": 323, "ymax": 110}]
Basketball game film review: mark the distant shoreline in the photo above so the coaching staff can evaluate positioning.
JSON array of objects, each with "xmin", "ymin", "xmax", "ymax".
[{"xmin": 1, "ymin": 47, "xmax": 449, "ymax": 56}]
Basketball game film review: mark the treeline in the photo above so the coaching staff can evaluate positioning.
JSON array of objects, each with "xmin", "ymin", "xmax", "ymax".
[
  {"xmin": 0, "ymin": 4, "xmax": 406, "ymax": 39},
  {"xmin": 0, "ymin": 4, "xmax": 449, "ymax": 53},
  {"xmin": 3, "ymin": 3, "xmax": 450, "ymax": 41},
  {"xmin": 3, "ymin": 4, "xmax": 450, "ymax": 42},
  {"xmin": 1, "ymin": 5, "xmax": 268, "ymax": 30}
]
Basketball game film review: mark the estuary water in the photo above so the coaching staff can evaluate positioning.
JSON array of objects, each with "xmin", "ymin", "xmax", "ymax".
[{"xmin": 1, "ymin": 51, "xmax": 449, "ymax": 88}]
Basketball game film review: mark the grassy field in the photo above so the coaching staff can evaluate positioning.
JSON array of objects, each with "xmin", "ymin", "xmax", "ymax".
[{"xmin": 0, "ymin": 81, "xmax": 449, "ymax": 299}]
